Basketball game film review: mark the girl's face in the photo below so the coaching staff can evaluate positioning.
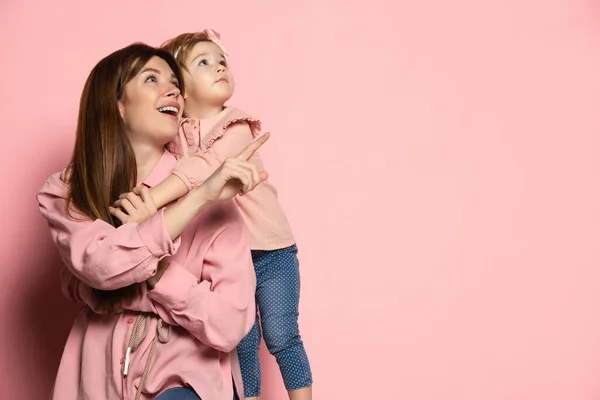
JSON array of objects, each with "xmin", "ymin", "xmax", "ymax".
[
  {"xmin": 118, "ymin": 56, "xmax": 184, "ymax": 147},
  {"xmin": 184, "ymin": 41, "xmax": 235, "ymax": 108}
]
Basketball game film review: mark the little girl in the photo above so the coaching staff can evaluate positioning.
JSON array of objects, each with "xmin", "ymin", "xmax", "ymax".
[{"xmin": 140, "ymin": 30, "xmax": 313, "ymax": 400}]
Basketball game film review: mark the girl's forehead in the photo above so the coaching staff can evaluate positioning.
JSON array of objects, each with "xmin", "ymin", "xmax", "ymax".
[{"xmin": 188, "ymin": 41, "xmax": 224, "ymax": 59}]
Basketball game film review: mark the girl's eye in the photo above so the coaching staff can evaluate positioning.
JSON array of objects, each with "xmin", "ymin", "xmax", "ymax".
[
  {"xmin": 220, "ymin": 60, "xmax": 227, "ymax": 67},
  {"xmin": 171, "ymin": 81, "xmax": 180, "ymax": 88},
  {"xmin": 198, "ymin": 59, "xmax": 208, "ymax": 66},
  {"xmin": 145, "ymin": 75, "xmax": 157, "ymax": 83}
]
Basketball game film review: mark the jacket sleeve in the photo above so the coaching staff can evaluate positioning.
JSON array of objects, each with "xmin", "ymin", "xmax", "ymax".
[
  {"xmin": 55, "ymin": 186, "xmax": 256, "ymax": 351},
  {"xmin": 37, "ymin": 173, "xmax": 180, "ymax": 290},
  {"xmin": 147, "ymin": 207, "xmax": 257, "ymax": 352},
  {"xmin": 172, "ymin": 121, "xmax": 265, "ymax": 190}
]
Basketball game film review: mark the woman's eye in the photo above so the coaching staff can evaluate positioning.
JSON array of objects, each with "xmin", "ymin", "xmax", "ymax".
[
  {"xmin": 145, "ymin": 75, "xmax": 157, "ymax": 83},
  {"xmin": 171, "ymin": 81, "xmax": 180, "ymax": 88}
]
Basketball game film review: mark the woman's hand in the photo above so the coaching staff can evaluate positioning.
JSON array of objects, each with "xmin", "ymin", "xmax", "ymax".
[
  {"xmin": 196, "ymin": 132, "xmax": 270, "ymax": 203},
  {"xmin": 109, "ymin": 186, "xmax": 158, "ymax": 224}
]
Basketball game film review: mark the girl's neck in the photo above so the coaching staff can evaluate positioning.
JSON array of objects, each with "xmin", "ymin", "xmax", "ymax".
[{"xmin": 184, "ymin": 103, "xmax": 225, "ymax": 120}]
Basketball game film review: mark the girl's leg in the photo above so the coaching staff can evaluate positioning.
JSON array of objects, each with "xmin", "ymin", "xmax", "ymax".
[
  {"xmin": 257, "ymin": 245, "xmax": 313, "ymax": 400},
  {"xmin": 288, "ymin": 387, "xmax": 312, "ymax": 400},
  {"xmin": 236, "ymin": 309, "xmax": 262, "ymax": 399},
  {"xmin": 156, "ymin": 387, "xmax": 201, "ymax": 400}
]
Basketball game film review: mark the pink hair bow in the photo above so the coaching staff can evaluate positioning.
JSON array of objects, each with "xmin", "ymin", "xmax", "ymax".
[{"xmin": 202, "ymin": 28, "xmax": 229, "ymax": 58}]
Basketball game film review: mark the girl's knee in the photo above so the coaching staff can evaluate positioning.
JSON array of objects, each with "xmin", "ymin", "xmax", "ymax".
[{"xmin": 264, "ymin": 329, "xmax": 302, "ymax": 355}]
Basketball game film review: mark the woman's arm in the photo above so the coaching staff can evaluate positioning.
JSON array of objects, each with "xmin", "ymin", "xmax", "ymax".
[
  {"xmin": 38, "ymin": 176, "xmax": 219, "ymax": 291},
  {"xmin": 60, "ymin": 266, "xmax": 149, "ymax": 314},
  {"xmin": 43, "ymin": 134, "xmax": 269, "ymax": 292},
  {"xmin": 59, "ymin": 263, "xmax": 168, "ymax": 316},
  {"xmin": 60, "ymin": 204, "xmax": 256, "ymax": 352},
  {"xmin": 148, "ymin": 203, "xmax": 257, "ymax": 351},
  {"xmin": 37, "ymin": 174, "xmax": 180, "ymax": 290}
]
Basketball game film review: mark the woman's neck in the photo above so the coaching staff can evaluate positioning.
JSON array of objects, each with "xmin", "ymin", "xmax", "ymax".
[{"xmin": 133, "ymin": 144, "xmax": 164, "ymax": 184}]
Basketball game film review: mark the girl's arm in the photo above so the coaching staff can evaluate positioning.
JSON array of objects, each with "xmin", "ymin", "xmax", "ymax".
[
  {"xmin": 172, "ymin": 122, "xmax": 268, "ymax": 194},
  {"xmin": 44, "ymin": 134, "xmax": 268, "ymax": 292},
  {"xmin": 146, "ymin": 174, "xmax": 190, "ymax": 209},
  {"xmin": 145, "ymin": 120, "xmax": 260, "ymax": 209}
]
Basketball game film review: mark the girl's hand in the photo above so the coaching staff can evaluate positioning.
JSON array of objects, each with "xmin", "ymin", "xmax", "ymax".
[
  {"xmin": 109, "ymin": 186, "xmax": 158, "ymax": 224},
  {"xmin": 197, "ymin": 132, "xmax": 270, "ymax": 203}
]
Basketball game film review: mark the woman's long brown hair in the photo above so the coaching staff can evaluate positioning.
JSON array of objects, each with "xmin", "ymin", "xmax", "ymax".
[{"xmin": 67, "ymin": 43, "xmax": 184, "ymax": 312}]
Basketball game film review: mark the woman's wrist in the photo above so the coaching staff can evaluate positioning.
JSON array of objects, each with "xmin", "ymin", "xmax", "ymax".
[
  {"xmin": 146, "ymin": 275, "xmax": 161, "ymax": 289},
  {"xmin": 147, "ymin": 259, "xmax": 169, "ymax": 289}
]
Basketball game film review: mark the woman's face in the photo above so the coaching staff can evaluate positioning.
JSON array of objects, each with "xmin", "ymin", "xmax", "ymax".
[{"xmin": 118, "ymin": 56, "xmax": 184, "ymax": 147}]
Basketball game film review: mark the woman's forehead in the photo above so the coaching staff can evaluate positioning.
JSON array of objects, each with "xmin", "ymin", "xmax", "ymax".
[{"xmin": 139, "ymin": 56, "xmax": 175, "ymax": 76}]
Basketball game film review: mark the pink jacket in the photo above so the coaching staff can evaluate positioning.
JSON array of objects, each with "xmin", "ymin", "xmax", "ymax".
[
  {"xmin": 169, "ymin": 107, "xmax": 295, "ymax": 251},
  {"xmin": 37, "ymin": 150, "xmax": 256, "ymax": 400}
]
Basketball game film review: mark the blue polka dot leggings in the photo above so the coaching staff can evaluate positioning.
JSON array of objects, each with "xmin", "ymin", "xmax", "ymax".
[{"xmin": 235, "ymin": 244, "xmax": 313, "ymax": 397}]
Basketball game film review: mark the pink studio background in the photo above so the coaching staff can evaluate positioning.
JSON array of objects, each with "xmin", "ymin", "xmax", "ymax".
[{"xmin": 1, "ymin": 0, "xmax": 600, "ymax": 399}]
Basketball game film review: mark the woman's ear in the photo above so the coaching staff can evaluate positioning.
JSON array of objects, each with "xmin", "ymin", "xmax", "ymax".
[{"xmin": 118, "ymin": 98, "xmax": 126, "ymax": 120}]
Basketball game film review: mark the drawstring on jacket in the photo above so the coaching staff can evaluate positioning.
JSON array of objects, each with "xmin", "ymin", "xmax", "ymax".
[{"xmin": 123, "ymin": 313, "xmax": 172, "ymax": 400}]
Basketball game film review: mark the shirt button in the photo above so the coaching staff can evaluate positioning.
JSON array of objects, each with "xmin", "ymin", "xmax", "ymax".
[{"xmin": 127, "ymin": 318, "xmax": 134, "ymax": 324}]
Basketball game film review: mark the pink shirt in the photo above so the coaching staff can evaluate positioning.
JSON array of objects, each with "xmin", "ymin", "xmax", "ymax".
[
  {"xmin": 37, "ymin": 150, "xmax": 256, "ymax": 400},
  {"xmin": 168, "ymin": 107, "xmax": 295, "ymax": 251}
]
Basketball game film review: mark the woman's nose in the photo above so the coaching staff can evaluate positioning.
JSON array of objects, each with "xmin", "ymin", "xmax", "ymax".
[{"xmin": 164, "ymin": 85, "xmax": 180, "ymax": 98}]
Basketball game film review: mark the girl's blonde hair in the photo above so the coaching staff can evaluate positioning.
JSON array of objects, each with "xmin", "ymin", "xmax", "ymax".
[{"xmin": 161, "ymin": 29, "xmax": 228, "ymax": 71}]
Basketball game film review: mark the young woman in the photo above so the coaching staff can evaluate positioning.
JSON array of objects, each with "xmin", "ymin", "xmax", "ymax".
[{"xmin": 37, "ymin": 42, "xmax": 269, "ymax": 400}]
